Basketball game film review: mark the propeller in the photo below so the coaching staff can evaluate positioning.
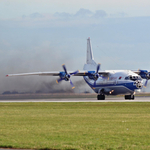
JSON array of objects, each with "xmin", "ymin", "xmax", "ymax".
[
  {"xmin": 87, "ymin": 63, "xmax": 109, "ymax": 86},
  {"xmin": 139, "ymin": 70, "xmax": 150, "ymax": 88},
  {"xmin": 56, "ymin": 78, "xmax": 63, "ymax": 83},
  {"xmin": 86, "ymin": 63, "xmax": 101, "ymax": 86},
  {"xmin": 93, "ymin": 63, "xmax": 101, "ymax": 85},
  {"xmin": 144, "ymin": 79, "xmax": 148, "ymax": 87},
  {"xmin": 144, "ymin": 72, "xmax": 150, "ymax": 87},
  {"xmin": 56, "ymin": 64, "xmax": 79, "ymax": 89}
]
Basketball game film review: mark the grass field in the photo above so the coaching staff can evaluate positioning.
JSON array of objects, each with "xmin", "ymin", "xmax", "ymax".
[{"xmin": 0, "ymin": 102, "xmax": 150, "ymax": 150}]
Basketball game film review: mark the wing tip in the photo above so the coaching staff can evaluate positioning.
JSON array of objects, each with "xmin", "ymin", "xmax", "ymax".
[{"xmin": 6, "ymin": 75, "xmax": 9, "ymax": 77}]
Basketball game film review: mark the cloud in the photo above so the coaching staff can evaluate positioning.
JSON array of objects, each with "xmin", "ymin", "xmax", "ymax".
[
  {"xmin": 0, "ymin": 9, "xmax": 107, "ymax": 28},
  {"xmin": 53, "ymin": 8, "xmax": 107, "ymax": 19},
  {"xmin": 53, "ymin": 12, "xmax": 72, "ymax": 19},
  {"xmin": 29, "ymin": 12, "xmax": 44, "ymax": 19},
  {"xmin": 93, "ymin": 10, "xmax": 107, "ymax": 18},
  {"xmin": 74, "ymin": 8, "xmax": 93, "ymax": 18},
  {"xmin": 22, "ymin": 13, "xmax": 44, "ymax": 19},
  {"xmin": 2, "ymin": 9, "xmax": 128, "ymax": 28}
]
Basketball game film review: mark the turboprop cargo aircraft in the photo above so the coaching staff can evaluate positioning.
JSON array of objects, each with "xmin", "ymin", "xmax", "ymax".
[{"xmin": 6, "ymin": 38, "xmax": 150, "ymax": 100}]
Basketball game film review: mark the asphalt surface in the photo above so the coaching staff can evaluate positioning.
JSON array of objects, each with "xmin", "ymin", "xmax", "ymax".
[{"xmin": 0, "ymin": 97, "xmax": 150, "ymax": 102}]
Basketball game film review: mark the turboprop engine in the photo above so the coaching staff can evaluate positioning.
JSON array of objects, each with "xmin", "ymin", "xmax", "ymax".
[
  {"xmin": 56, "ymin": 64, "xmax": 79, "ymax": 89},
  {"xmin": 138, "ymin": 70, "xmax": 150, "ymax": 87}
]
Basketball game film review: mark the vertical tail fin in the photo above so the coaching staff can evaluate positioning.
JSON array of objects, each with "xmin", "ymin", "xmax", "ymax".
[
  {"xmin": 83, "ymin": 37, "xmax": 97, "ymax": 71},
  {"xmin": 86, "ymin": 37, "xmax": 94, "ymax": 64}
]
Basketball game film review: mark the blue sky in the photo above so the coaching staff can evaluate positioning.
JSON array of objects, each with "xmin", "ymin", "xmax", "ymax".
[{"xmin": 1, "ymin": 0, "xmax": 150, "ymax": 93}]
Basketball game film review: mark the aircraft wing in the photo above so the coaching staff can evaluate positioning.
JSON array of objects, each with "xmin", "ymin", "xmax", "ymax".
[
  {"xmin": 133, "ymin": 70, "xmax": 141, "ymax": 75},
  {"xmin": 6, "ymin": 72, "xmax": 60, "ymax": 77},
  {"xmin": 6, "ymin": 70, "xmax": 109, "ymax": 77},
  {"xmin": 73, "ymin": 71, "xmax": 109, "ymax": 76},
  {"xmin": 6, "ymin": 70, "xmax": 109, "ymax": 89}
]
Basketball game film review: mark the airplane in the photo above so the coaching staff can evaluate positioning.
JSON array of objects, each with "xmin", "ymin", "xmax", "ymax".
[{"xmin": 6, "ymin": 37, "xmax": 150, "ymax": 100}]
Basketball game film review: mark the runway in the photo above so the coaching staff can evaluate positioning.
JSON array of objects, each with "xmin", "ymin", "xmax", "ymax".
[{"xmin": 0, "ymin": 97, "xmax": 150, "ymax": 102}]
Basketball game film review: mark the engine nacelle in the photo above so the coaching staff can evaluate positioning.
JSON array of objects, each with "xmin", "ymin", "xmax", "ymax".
[
  {"xmin": 138, "ymin": 70, "xmax": 150, "ymax": 79},
  {"xmin": 59, "ymin": 72, "xmax": 70, "ymax": 81},
  {"xmin": 147, "ymin": 72, "xmax": 150, "ymax": 79}
]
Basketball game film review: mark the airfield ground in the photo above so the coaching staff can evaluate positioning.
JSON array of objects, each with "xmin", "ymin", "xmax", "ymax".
[
  {"xmin": 0, "ymin": 92, "xmax": 150, "ymax": 100},
  {"xmin": 0, "ymin": 93, "xmax": 97, "ymax": 100},
  {"xmin": 0, "ymin": 97, "xmax": 150, "ymax": 150}
]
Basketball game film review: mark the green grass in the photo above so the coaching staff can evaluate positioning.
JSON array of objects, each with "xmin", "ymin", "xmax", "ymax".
[{"xmin": 0, "ymin": 102, "xmax": 150, "ymax": 150}]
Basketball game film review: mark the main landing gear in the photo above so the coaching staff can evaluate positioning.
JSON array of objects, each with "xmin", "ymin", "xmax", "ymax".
[
  {"xmin": 124, "ymin": 95, "xmax": 135, "ymax": 100},
  {"xmin": 97, "ymin": 94, "xmax": 105, "ymax": 100},
  {"xmin": 97, "ymin": 94, "xmax": 135, "ymax": 100}
]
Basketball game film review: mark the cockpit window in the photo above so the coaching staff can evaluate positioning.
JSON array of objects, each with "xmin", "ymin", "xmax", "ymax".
[
  {"xmin": 125, "ymin": 76, "xmax": 142, "ymax": 81},
  {"xmin": 125, "ymin": 76, "xmax": 129, "ymax": 80}
]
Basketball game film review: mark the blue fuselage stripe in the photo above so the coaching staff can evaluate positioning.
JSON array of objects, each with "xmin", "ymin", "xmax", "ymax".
[{"xmin": 83, "ymin": 76, "xmax": 139, "ymax": 95}]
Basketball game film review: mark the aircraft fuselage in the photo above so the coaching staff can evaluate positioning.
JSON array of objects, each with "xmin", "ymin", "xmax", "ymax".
[{"xmin": 84, "ymin": 70, "xmax": 143, "ymax": 95}]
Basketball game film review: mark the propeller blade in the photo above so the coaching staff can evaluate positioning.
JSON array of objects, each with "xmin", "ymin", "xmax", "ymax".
[
  {"xmin": 62, "ymin": 64, "xmax": 67, "ymax": 74},
  {"xmin": 56, "ymin": 78, "xmax": 63, "ymax": 84},
  {"xmin": 96, "ymin": 63, "xmax": 100, "ymax": 74},
  {"xmin": 94, "ymin": 80, "xmax": 97, "ymax": 86},
  {"xmin": 70, "ymin": 70, "xmax": 79, "ymax": 75},
  {"xmin": 69, "ymin": 79, "xmax": 75, "ymax": 89},
  {"xmin": 93, "ymin": 63, "xmax": 101, "ymax": 80},
  {"xmin": 144, "ymin": 79, "xmax": 148, "ymax": 87}
]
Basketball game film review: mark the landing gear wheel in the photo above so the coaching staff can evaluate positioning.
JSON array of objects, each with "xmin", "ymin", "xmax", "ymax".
[
  {"xmin": 97, "ymin": 94, "xmax": 105, "ymax": 100},
  {"xmin": 124, "ymin": 95, "xmax": 134, "ymax": 100},
  {"xmin": 131, "ymin": 95, "xmax": 134, "ymax": 100}
]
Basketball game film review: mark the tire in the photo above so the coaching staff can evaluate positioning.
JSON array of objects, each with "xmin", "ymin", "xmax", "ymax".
[
  {"xmin": 131, "ymin": 95, "xmax": 135, "ymax": 100},
  {"xmin": 125, "ymin": 95, "xmax": 134, "ymax": 100},
  {"xmin": 97, "ymin": 95, "xmax": 105, "ymax": 100},
  {"xmin": 125, "ymin": 95, "xmax": 130, "ymax": 99}
]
